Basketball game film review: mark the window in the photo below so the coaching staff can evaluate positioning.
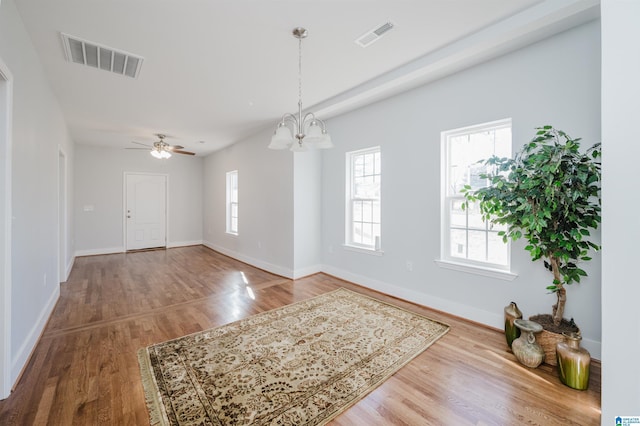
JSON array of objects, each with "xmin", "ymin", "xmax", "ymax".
[
  {"xmin": 441, "ymin": 119, "xmax": 512, "ymax": 269},
  {"xmin": 346, "ymin": 147, "xmax": 381, "ymax": 251},
  {"xmin": 226, "ymin": 170, "xmax": 238, "ymax": 235}
]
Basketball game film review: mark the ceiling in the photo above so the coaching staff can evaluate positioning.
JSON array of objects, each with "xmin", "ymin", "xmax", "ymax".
[{"xmin": 14, "ymin": 0, "xmax": 599, "ymax": 156}]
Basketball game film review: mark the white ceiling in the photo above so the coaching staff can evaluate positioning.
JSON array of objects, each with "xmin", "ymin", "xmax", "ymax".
[{"xmin": 14, "ymin": 0, "xmax": 599, "ymax": 156}]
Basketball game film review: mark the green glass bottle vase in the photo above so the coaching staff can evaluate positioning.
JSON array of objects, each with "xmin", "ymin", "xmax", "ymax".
[
  {"xmin": 556, "ymin": 332, "xmax": 591, "ymax": 390},
  {"xmin": 504, "ymin": 301, "xmax": 523, "ymax": 348}
]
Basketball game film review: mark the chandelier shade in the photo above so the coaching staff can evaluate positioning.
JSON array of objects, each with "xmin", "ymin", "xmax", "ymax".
[{"xmin": 269, "ymin": 27, "xmax": 332, "ymax": 152}]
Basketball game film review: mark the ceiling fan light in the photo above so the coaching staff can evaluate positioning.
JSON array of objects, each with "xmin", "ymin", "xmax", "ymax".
[
  {"xmin": 268, "ymin": 124, "xmax": 294, "ymax": 149},
  {"xmin": 160, "ymin": 150, "xmax": 172, "ymax": 159},
  {"xmin": 151, "ymin": 149, "xmax": 162, "ymax": 159}
]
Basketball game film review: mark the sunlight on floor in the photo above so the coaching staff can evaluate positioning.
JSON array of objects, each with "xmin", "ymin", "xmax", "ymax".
[
  {"xmin": 485, "ymin": 350, "xmax": 554, "ymax": 385},
  {"xmin": 240, "ymin": 271, "xmax": 255, "ymax": 300}
]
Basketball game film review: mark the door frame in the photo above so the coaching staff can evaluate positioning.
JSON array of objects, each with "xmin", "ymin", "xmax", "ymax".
[
  {"xmin": 0, "ymin": 56, "xmax": 14, "ymax": 399},
  {"xmin": 123, "ymin": 172, "xmax": 169, "ymax": 251}
]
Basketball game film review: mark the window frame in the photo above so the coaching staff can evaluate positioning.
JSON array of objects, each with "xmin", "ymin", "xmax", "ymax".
[
  {"xmin": 440, "ymin": 119, "xmax": 513, "ymax": 273},
  {"xmin": 345, "ymin": 146, "xmax": 381, "ymax": 253},
  {"xmin": 226, "ymin": 170, "xmax": 238, "ymax": 235}
]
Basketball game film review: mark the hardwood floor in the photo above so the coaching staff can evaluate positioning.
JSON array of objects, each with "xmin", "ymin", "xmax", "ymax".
[{"xmin": 0, "ymin": 245, "xmax": 600, "ymax": 425}]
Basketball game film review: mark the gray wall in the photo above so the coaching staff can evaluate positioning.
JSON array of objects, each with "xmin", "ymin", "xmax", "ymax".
[
  {"xmin": 203, "ymin": 131, "xmax": 295, "ymax": 276},
  {"xmin": 601, "ymin": 0, "xmax": 640, "ymax": 420},
  {"xmin": 0, "ymin": 0, "xmax": 75, "ymax": 389},
  {"xmin": 321, "ymin": 21, "xmax": 602, "ymax": 357},
  {"xmin": 74, "ymin": 145, "xmax": 203, "ymax": 253}
]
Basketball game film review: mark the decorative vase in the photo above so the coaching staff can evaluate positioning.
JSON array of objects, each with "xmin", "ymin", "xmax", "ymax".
[
  {"xmin": 511, "ymin": 319, "xmax": 545, "ymax": 368},
  {"xmin": 556, "ymin": 332, "xmax": 591, "ymax": 390},
  {"xmin": 504, "ymin": 302, "xmax": 523, "ymax": 348}
]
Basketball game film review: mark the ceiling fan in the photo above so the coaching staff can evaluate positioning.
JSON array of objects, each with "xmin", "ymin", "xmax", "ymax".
[{"xmin": 128, "ymin": 134, "xmax": 195, "ymax": 158}]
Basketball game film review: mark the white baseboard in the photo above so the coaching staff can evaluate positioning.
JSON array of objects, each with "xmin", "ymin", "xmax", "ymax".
[
  {"xmin": 11, "ymin": 285, "xmax": 59, "ymax": 385},
  {"xmin": 64, "ymin": 256, "xmax": 75, "ymax": 282},
  {"xmin": 322, "ymin": 264, "xmax": 503, "ymax": 327},
  {"xmin": 321, "ymin": 264, "xmax": 602, "ymax": 360},
  {"xmin": 167, "ymin": 240, "xmax": 203, "ymax": 248},
  {"xmin": 293, "ymin": 264, "xmax": 323, "ymax": 279},
  {"xmin": 75, "ymin": 247, "xmax": 124, "ymax": 257},
  {"xmin": 202, "ymin": 241, "xmax": 294, "ymax": 278}
]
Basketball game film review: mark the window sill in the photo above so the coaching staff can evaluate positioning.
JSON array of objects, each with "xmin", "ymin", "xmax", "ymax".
[
  {"xmin": 434, "ymin": 259, "xmax": 517, "ymax": 281},
  {"xmin": 226, "ymin": 231, "xmax": 238, "ymax": 236},
  {"xmin": 343, "ymin": 244, "xmax": 384, "ymax": 256}
]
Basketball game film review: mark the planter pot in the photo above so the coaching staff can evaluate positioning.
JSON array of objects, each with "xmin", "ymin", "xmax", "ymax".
[
  {"xmin": 529, "ymin": 314, "xmax": 579, "ymax": 366},
  {"xmin": 511, "ymin": 319, "xmax": 545, "ymax": 368}
]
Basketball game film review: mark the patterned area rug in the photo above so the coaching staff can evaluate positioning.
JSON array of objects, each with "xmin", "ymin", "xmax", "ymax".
[{"xmin": 138, "ymin": 288, "xmax": 450, "ymax": 425}]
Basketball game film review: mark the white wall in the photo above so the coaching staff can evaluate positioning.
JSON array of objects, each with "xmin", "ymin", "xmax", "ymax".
[
  {"xmin": 203, "ymin": 130, "xmax": 295, "ymax": 277},
  {"xmin": 74, "ymin": 145, "xmax": 203, "ymax": 254},
  {"xmin": 601, "ymin": 0, "xmax": 640, "ymax": 420},
  {"xmin": 293, "ymin": 150, "xmax": 322, "ymax": 278},
  {"xmin": 0, "ymin": 0, "xmax": 75, "ymax": 393},
  {"xmin": 321, "ymin": 21, "xmax": 602, "ymax": 357}
]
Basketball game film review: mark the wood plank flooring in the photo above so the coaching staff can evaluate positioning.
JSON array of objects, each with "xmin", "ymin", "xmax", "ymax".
[{"xmin": 0, "ymin": 245, "xmax": 601, "ymax": 425}]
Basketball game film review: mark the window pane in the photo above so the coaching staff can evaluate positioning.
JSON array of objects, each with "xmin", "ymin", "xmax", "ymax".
[
  {"xmin": 353, "ymin": 222, "xmax": 363, "ymax": 244},
  {"xmin": 450, "ymin": 199, "xmax": 466, "ymax": 227},
  {"xmin": 353, "ymin": 201, "xmax": 362, "ymax": 222},
  {"xmin": 468, "ymin": 208, "xmax": 485, "ymax": 230},
  {"xmin": 362, "ymin": 201, "xmax": 373, "ymax": 223},
  {"xmin": 361, "ymin": 223, "xmax": 374, "ymax": 247},
  {"xmin": 372, "ymin": 200, "xmax": 381, "ymax": 224},
  {"xmin": 450, "ymin": 229, "xmax": 467, "ymax": 258},
  {"xmin": 467, "ymin": 230, "xmax": 487, "ymax": 262},
  {"xmin": 372, "ymin": 224, "xmax": 381, "ymax": 241},
  {"xmin": 488, "ymin": 231, "xmax": 508, "ymax": 265}
]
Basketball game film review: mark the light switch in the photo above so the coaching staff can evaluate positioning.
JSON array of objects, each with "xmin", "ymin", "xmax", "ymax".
[{"xmin": 83, "ymin": 205, "xmax": 94, "ymax": 212}]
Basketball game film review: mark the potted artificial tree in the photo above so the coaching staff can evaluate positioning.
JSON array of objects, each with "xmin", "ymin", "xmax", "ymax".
[{"xmin": 462, "ymin": 126, "xmax": 601, "ymax": 364}]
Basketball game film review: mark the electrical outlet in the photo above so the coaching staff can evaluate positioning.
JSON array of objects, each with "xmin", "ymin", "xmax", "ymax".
[{"xmin": 405, "ymin": 261, "xmax": 413, "ymax": 272}]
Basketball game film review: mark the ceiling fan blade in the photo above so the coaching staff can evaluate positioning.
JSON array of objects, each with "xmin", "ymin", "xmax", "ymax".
[
  {"xmin": 168, "ymin": 145, "xmax": 184, "ymax": 151},
  {"xmin": 173, "ymin": 150, "xmax": 196, "ymax": 156},
  {"xmin": 131, "ymin": 141, "xmax": 152, "ymax": 147}
]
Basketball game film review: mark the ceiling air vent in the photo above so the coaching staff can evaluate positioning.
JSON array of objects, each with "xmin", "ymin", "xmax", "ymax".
[
  {"xmin": 61, "ymin": 33, "xmax": 144, "ymax": 79},
  {"xmin": 355, "ymin": 22, "xmax": 394, "ymax": 48}
]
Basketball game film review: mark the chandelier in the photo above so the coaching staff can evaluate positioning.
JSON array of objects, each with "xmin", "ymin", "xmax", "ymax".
[{"xmin": 268, "ymin": 27, "xmax": 333, "ymax": 152}]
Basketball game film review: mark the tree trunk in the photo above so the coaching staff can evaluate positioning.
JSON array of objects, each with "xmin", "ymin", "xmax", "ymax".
[
  {"xmin": 549, "ymin": 256, "xmax": 565, "ymax": 326},
  {"xmin": 552, "ymin": 287, "xmax": 566, "ymax": 326}
]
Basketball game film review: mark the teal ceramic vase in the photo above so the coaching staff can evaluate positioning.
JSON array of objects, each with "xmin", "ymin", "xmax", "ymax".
[
  {"xmin": 504, "ymin": 302, "xmax": 523, "ymax": 348},
  {"xmin": 556, "ymin": 332, "xmax": 591, "ymax": 390}
]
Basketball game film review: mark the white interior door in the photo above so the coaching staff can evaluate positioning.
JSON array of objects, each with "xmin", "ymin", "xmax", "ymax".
[{"xmin": 125, "ymin": 173, "xmax": 167, "ymax": 250}]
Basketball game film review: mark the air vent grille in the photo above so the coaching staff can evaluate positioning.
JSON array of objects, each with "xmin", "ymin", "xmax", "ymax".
[
  {"xmin": 61, "ymin": 33, "xmax": 143, "ymax": 78},
  {"xmin": 355, "ymin": 22, "xmax": 395, "ymax": 48}
]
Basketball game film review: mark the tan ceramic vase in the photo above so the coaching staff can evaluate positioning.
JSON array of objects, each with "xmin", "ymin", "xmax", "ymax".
[
  {"xmin": 504, "ymin": 302, "xmax": 523, "ymax": 348},
  {"xmin": 511, "ymin": 319, "xmax": 545, "ymax": 368},
  {"xmin": 556, "ymin": 332, "xmax": 591, "ymax": 390}
]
